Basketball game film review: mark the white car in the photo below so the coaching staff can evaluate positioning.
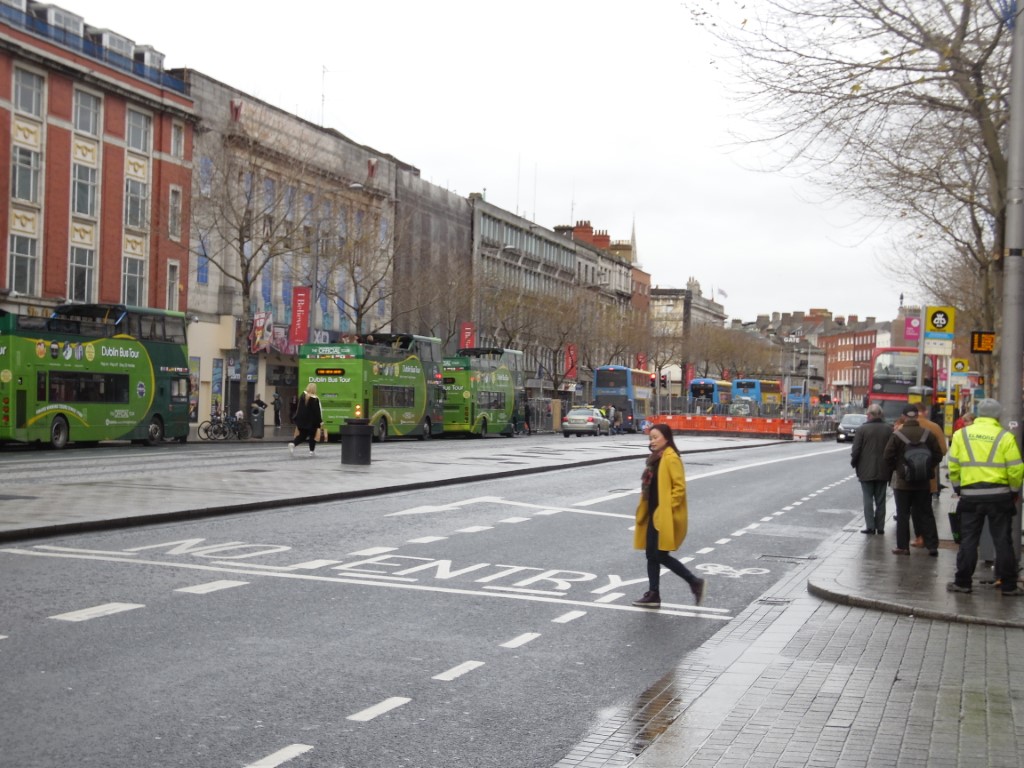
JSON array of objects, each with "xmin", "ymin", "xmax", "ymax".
[{"xmin": 562, "ymin": 407, "xmax": 611, "ymax": 437}]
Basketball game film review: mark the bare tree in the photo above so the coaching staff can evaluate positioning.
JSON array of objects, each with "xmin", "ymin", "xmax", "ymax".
[{"xmin": 696, "ymin": 0, "xmax": 1012, "ymax": 379}]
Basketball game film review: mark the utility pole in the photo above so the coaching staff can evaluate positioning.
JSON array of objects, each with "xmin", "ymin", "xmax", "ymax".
[{"xmin": 1001, "ymin": 4, "xmax": 1024, "ymax": 558}]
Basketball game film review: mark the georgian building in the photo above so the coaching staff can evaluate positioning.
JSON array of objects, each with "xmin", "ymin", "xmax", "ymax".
[{"xmin": 0, "ymin": 1, "xmax": 193, "ymax": 317}]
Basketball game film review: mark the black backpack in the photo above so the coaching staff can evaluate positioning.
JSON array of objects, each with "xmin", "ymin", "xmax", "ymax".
[{"xmin": 895, "ymin": 431, "xmax": 931, "ymax": 483}]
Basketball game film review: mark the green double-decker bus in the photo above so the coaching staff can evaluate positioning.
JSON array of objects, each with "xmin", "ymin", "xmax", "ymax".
[
  {"xmin": 298, "ymin": 333, "xmax": 445, "ymax": 441},
  {"xmin": 442, "ymin": 347, "xmax": 525, "ymax": 437},
  {"xmin": 0, "ymin": 303, "xmax": 191, "ymax": 448}
]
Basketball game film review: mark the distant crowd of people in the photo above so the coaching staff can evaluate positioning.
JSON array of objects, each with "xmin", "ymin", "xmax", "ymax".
[{"xmin": 850, "ymin": 399, "xmax": 1023, "ymax": 596}]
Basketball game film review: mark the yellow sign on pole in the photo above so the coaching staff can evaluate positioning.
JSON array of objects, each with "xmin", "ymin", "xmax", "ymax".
[
  {"xmin": 925, "ymin": 306, "xmax": 956, "ymax": 335},
  {"xmin": 951, "ymin": 358, "xmax": 970, "ymax": 374}
]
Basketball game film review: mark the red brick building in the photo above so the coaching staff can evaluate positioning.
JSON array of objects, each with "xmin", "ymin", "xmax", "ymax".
[
  {"xmin": 819, "ymin": 316, "xmax": 885, "ymax": 406},
  {"xmin": 0, "ymin": 2, "xmax": 193, "ymax": 315}
]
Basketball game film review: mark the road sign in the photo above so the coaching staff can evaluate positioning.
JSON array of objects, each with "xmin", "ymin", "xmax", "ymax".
[
  {"xmin": 926, "ymin": 306, "xmax": 956, "ymax": 335},
  {"xmin": 971, "ymin": 331, "xmax": 995, "ymax": 354},
  {"xmin": 924, "ymin": 338, "xmax": 953, "ymax": 356}
]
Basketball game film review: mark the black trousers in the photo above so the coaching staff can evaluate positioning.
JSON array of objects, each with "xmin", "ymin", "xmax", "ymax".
[
  {"xmin": 645, "ymin": 521, "xmax": 698, "ymax": 591},
  {"xmin": 894, "ymin": 488, "xmax": 937, "ymax": 551},
  {"xmin": 954, "ymin": 496, "xmax": 1018, "ymax": 591}
]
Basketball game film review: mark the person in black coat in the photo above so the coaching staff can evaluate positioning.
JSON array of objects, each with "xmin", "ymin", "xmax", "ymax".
[
  {"xmin": 883, "ymin": 403, "xmax": 944, "ymax": 555},
  {"xmin": 288, "ymin": 383, "xmax": 323, "ymax": 457},
  {"xmin": 850, "ymin": 404, "xmax": 893, "ymax": 535}
]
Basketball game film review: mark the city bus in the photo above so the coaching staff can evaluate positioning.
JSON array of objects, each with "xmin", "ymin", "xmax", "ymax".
[
  {"xmin": 0, "ymin": 303, "xmax": 191, "ymax": 448},
  {"xmin": 732, "ymin": 378, "xmax": 783, "ymax": 414},
  {"xmin": 592, "ymin": 365, "xmax": 653, "ymax": 433},
  {"xmin": 787, "ymin": 383, "xmax": 821, "ymax": 411},
  {"xmin": 689, "ymin": 378, "xmax": 732, "ymax": 411},
  {"xmin": 298, "ymin": 333, "xmax": 445, "ymax": 441},
  {"xmin": 442, "ymin": 347, "xmax": 525, "ymax": 436},
  {"xmin": 865, "ymin": 346, "xmax": 935, "ymax": 422}
]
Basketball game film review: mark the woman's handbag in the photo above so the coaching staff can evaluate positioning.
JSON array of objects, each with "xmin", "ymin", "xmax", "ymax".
[{"xmin": 317, "ymin": 426, "xmax": 328, "ymax": 443}]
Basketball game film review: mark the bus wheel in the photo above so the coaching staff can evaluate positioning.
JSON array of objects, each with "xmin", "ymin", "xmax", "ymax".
[
  {"xmin": 49, "ymin": 416, "xmax": 70, "ymax": 449},
  {"xmin": 146, "ymin": 416, "xmax": 165, "ymax": 446},
  {"xmin": 417, "ymin": 419, "xmax": 431, "ymax": 441}
]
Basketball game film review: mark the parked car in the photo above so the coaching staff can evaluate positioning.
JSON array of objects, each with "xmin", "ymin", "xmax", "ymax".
[
  {"xmin": 562, "ymin": 407, "xmax": 610, "ymax": 437},
  {"xmin": 836, "ymin": 413, "xmax": 868, "ymax": 442}
]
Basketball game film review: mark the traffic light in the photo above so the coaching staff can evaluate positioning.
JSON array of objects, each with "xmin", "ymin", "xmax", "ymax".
[
  {"xmin": 650, "ymin": 373, "xmax": 657, "ymax": 387},
  {"xmin": 660, "ymin": 374, "xmax": 668, "ymax": 389}
]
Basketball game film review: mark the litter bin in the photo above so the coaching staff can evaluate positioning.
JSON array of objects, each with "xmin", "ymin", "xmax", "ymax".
[
  {"xmin": 250, "ymin": 409, "xmax": 265, "ymax": 439},
  {"xmin": 340, "ymin": 418, "xmax": 372, "ymax": 465}
]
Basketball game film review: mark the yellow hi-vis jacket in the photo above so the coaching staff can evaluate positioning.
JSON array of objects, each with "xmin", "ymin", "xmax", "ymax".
[{"xmin": 948, "ymin": 416, "xmax": 1024, "ymax": 498}]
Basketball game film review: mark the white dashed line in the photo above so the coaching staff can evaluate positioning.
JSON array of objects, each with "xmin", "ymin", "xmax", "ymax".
[
  {"xmin": 679, "ymin": 556, "xmax": 695, "ymax": 564},
  {"xmin": 456, "ymin": 526, "xmax": 494, "ymax": 533},
  {"xmin": 433, "ymin": 661, "xmax": 485, "ymax": 681},
  {"xmin": 498, "ymin": 517, "xmax": 531, "ymax": 524},
  {"xmin": 242, "ymin": 743, "xmax": 314, "ymax": 767},
  {"xmin": 552, "ymin": 610, "xmax": 587, "ymax": 623},
  {"xmin": 501, "ymin": 632, "xmax": 541, "ymax": 649},
  {"xmin": 695, "ymin": 547, "xmax": 715, "ymax": 554},
  {"xmin": 760, "ymin": 517, "xmax": 773, "ymax": 522},
  {"xmin": 715, "ymin": 538, "xmax": 731, "ymax": 544},
  {"xmin": 408, "ymin": 536, "xmax": 447, "ymax": 544},
  {"xmin": 347, "ymin": 697, "xmax": 411, "ymax": 722},
  {"xmin": 745, "ymin": 523, "xmax": 760, "ymax": 530},
  {"xmin": 175, "ymin": 580, "xmax": 248, "ymax": 594},
  {"xmin": 731, "ymin": 530, "xmax": 747, "ymax": 537},
  {"xmin": 49, "ymin": 602, "xmax": 144, "ymax": 622},
  {"xmin": 533, "ymin": 509, "xmax": 562, "ymax": 516}
]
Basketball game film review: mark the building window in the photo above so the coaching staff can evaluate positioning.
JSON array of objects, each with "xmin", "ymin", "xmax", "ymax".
[
  {"xmin": 69, "ymin": 246, "xmax": 95, "ymax": 302},
  {"xmin": 171, "ymin": 122, "xmax": 185, "ymax": 159},
  {"xmin": 166, "ymin": 261, "xmax": 180, "ymax": 311},
  {"xmin": 168, "ymin": 187, "xmax": 182, "ymax": 240},
  {"xmin": 9, "ymin": 234, "xmax": 38, "ymax": 294},
  {"xmin": 122, "ymin": 255, "xmax": 145, "ymax": 305},
  {"xmin": 73, "ymin": 90, "xmax": 100, "ymax": 135},
  {"xmin": 198, "ymin": 156, "xmax": 213, "ymax": 196},
  {"xmin": 11, "ymin": 147, "xmax": 40, "ymax": 203},
  {"xmin": 126, "ymin": 109, "xmax": 151, "ymax": 153},
  {"xmin": 125, "ymin": 178, "xmax": 149, "ymax": 229},
  {"xmin": 71, "ymin": 163, "xmax": 97, "ymax": 217},
  {"xmin": 197, "ymin": 234, "xmax": 210, "ymax": 284},
  {"xmin": 14, "ymin": 69, "xmax": 43, "ymax": 117}
]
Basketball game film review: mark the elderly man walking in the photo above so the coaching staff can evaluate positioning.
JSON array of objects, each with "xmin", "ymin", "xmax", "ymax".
[
  {"xmin": 851, "ymin": 404, "xmax": 893, "ymax": 534},
  {"xmin": 947, "ymin": 398, "xmax": 1024, "ymax": 596}
]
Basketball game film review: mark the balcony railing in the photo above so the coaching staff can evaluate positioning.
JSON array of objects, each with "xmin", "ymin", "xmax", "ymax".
[{"xmin": 0, "ymin": 4, "xmax": 188, "ymax": 95}]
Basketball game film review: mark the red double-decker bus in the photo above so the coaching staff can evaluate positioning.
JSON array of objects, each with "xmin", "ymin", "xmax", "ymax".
[{"xmin": 865, "ymin": 347, "xmax": 935, "ymax": 421}]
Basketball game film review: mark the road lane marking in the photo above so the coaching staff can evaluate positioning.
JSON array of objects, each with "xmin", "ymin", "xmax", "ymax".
[
  {"xmin": 715, "ymin": 538, "xmax": 731, "ymax": 544},
  {"xmin": 594, "ymin": 593, "xmax": 624, "ymax": 603},
  {"xmin": 408, "ymin": 536, "xmax": 447, "ymax": 543},
  {"xmin": 49, "ymin": 602, "xmax": 144, "ymax": 622},
  {"xmin": 433, "ymin": 661, "xmax": 485, "ymax": 681},
  {"xmin": 760, "ymin": 517, "xmax": 773, "ymax": 522},
  {"xmin": 349, "ymin": 547, "xmax": 397, "ymax": 556},
  {"xmin": 243, "ymin": 744, "xmax": 313, "ymax": 767},
  {"xmin": 695, "ymin": 547, "xmax": 714, "ymax": 554},
  {"xmin": 485, "ymin": 586, "xmax": 565, "ymax": 597},
  {"xmin": 36, "ymin": 545, "xmax": 139, "ymax": 557},
  {"xmin": 1, "ymin": 548, "xmax": 731, "ymax": 620},
  {"xmin": 347, "ymin": 697, "xmax": 411, "ymax": 721},
  {"xmin": 498, "ymin": 517, "xmax": 531, "ymax": 523},
  {"xmin": 730, "ymin": 530, "xmax": 747, "ymax": 537},
  {"xmin": 208, "ymin": 559, "xmax": 341, "ymax": 572},
  {"xmin": 575, "ymin": 491, "xmax": 637, "ymax": 506},
  {"xmin": 552, "ymin": 610, "xmax": 587, "ymax": 623},
  {"xmin": 501, "ymin": 632, "xmax": 541, "ymax": 648},
  {"xmin": 175, "ymin": 580, "xmax": 248, "ymax": 594},
  {"xmin": 456, "ymin": 525, "xmax": 494, "ymax": 533}
]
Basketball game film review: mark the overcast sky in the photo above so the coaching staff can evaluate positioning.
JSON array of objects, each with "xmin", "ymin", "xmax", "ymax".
[{"xmin": 66, "ymin": 0, "xmax": 911, "ymax": 323}]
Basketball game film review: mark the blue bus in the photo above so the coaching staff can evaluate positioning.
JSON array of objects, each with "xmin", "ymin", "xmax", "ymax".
[
  {"xmin": 787, "ymin": 383, "xmax": 821, "ymax": 413},
  {"xmin": 593, "ymin": 365, "xmax": 652, "ymax": 433},
  {"xmin": 732, "ymin": 378, "xmax": 783, "ymax": 415},
  {"xmin": 689, "ymin": 378, "xmax": 732, "ymax": 412}
]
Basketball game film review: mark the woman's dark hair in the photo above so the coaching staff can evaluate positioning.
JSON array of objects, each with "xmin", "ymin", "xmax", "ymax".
[{"xmin": 649, "ymin": 422, "xmax": 679, "ymax": 452}]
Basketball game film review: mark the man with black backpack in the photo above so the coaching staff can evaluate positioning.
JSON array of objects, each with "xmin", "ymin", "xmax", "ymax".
[{"xmin": 884, "ymin": 404, "xmax": 943, "ymax": 556}]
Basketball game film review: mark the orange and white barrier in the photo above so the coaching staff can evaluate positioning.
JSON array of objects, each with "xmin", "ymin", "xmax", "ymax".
[{"xmin": 651, "ymin": 414, "xmax": 795, "ymax": 439}]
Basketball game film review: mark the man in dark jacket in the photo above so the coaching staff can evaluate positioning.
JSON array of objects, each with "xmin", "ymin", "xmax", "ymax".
[
  {"xmin": 851, "ymin": 404, "xmax": 893, "ymax": 534},
  {"xmin": 883, "ymin": 403, "xmax": 944, "ymax": 556}
]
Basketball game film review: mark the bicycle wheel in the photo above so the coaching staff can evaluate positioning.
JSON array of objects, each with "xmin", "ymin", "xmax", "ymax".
[
  {"xmin": 212, "ymin": 422, "xmax": 229, "ymax": 440},
  {"xmin": 236, "ymin": 421, "xmax": 252, "ymax": 440},
  {"xmin": 197, "ymin": 421, "xmax": 213, "ymax": 440}
]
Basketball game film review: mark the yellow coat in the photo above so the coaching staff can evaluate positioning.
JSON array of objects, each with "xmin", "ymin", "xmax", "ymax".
[{"xmin": 634, "ymin": 447, "xmax": 688, "ymax": 551}]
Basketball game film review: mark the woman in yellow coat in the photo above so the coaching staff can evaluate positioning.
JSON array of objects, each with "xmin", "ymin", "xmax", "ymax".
[{"xmin": 633, "ymin": 423, "xmax": 707, "ymax": 608}]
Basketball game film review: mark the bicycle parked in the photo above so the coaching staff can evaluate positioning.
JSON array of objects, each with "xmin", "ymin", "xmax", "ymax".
[{"xmin": 197, "ymin": 411, "xmax": 252, "ymax": 441}]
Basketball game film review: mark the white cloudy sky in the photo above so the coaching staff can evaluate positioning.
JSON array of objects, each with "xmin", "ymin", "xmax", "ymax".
[{"xmin": 66, "ymin": 0, "xmax": 910, "ymax": 323}]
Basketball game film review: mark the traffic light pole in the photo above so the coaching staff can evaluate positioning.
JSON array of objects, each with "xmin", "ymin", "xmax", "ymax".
[{"xmin": 1000, "ymin": 5, "xmax": 1024, "ymax": 559}]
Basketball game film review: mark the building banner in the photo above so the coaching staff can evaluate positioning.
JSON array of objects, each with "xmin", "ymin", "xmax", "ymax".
[
  {"xmin": 564, "ymin": 343, "xmax": 578, "ymax": 379},
  {"xmin": 250, "ymin": 311, "xmax": 272, "ymax": 353},
  {"xmin": 460, "ymin": 322, "xmax": 476, "ymax": 349},
  {"xmin": 636, "ymin": 352, "xmax": 647, "ymax": 371},
  {"xmin": 290, "ymin": 286, "xmax": 311, "ymax": 345}
]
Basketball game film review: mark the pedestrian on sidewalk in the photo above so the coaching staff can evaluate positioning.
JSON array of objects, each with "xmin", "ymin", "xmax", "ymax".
[
  {"xmin": 850, "ymin": 403, "xmax": 892, "ymax": 534},
  {"xmin": 884, "ymin": 404, "xmax": 943, "ymax": 556},
  {"xmin": 632, "ymin": 423, "xmax": 707, "ymax": 608},
  {"xmin": 946, "ymin": 398, "xmax": 1024, "ymax": 596},
  {"xmin": 288, "ymin": 382, "xmax": 323, "ymax": 457},
  {"xmin": 912, "ymin": 405, "xmax": 948, "ymax": 548},
  {"xmin": 272, "ymin": 392, "xmax": 282, "ymax": 427}
]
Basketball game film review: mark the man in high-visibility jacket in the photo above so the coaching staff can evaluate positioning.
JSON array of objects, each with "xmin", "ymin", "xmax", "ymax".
[{"xmin": 947, "ymin": 398, "xmax": 1024, "ymax": 596}]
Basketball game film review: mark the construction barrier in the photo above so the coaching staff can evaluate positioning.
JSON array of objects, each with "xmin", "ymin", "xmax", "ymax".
[{"xmin": 652, "ymin": 414, "xmax": 795, "ymax": 439}]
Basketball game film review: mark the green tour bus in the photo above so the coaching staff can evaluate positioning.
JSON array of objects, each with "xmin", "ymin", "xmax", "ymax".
[
  {"xmin": 442, "ymin": 347, "xmax": 525, "ymax": 437},
  {"xmin": 0, "ymin": 303, "xmax": 191, "ymax": 448},
  {"xmin": 298, "ymin": 333, "xmax": 445, "ymax": 441}
]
